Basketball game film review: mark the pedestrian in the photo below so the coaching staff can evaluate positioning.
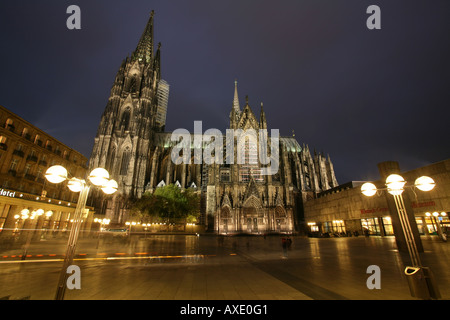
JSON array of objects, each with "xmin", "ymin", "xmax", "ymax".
[
  {"xmin": 232, "ymin": 240, "xmax": 237, "ymax": 252},
  {"xmin": 281, "ymin": 237, "xmax": 288, "ymax": 258},
  {"xmin": 217, "ymin": 235, "xmax": 224, "ymax": 246},
  {"xmin": 364, "ymin": 228, "xmax": 369, "ymax": 237},
  {"xmin": 286, "ymin": 237, "xmax": 292, "ymax": 249}
]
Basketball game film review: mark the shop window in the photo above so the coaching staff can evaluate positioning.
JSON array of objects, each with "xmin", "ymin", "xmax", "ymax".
[
  {"xmin": 332, "ymin": 220, "xmax": 346, "ymax": 234},
  {"xmin": 382, "ymin": 217, "xmax": 394, "ymax": 235},
  {"xmin": 0, "ymin": 204, "xmax": 10, "ymax": 232},
  {"xmin": 415, "ymin": 218, "xmax": 425, "ymax": 235},
  {"xmin": 307, "ymin": 222, "xmax": 318, "ymax": 232},
  {"xmin": 425, "ymin": 217, "xmax": 437, "ymax": 234},
  {"xmin": 361, "ymin": 218, "xmax": 381, "ymax": 235},
  {"xmin": 323, "ymin": 221, "xmax": 332, "ymax": 233}
]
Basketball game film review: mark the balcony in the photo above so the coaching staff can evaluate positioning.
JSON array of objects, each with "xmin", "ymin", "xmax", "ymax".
[
  {"xmin": 12, "ymin": 149, "xmax": 25, "ymax": 157},
  {"xmin": 7, "ymin": 169, "xmax": 17, "ymax": 177},
  {"xmin": 24, "ymin": 173, "xmax": 37, "ymax": 181},
  {"xmin": 26, "ymin": 155, "xmax": 38, "ymax": 162}
]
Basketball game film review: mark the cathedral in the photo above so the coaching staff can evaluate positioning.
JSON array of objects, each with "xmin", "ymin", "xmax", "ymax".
[{"xmin": 88, "ymin": 12, "xmax": 339, "ymax": 234}]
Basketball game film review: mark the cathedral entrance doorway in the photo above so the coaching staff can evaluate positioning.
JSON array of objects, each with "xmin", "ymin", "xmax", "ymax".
[
  {"xmin": 242, "ymin": 203, "xmax": 262, "ymax": 234},
  {"xmin": 220, "ymin": 206, "xmax": 231, "ymax": 234},
  {"xmin": 275, "ymin": 219, "xmax": 282, "ymax": 232},
  {"xmin": 245, "ymin": 217, "xmax": 258, "ymax": 233},
  {"xmin": 275, "ymin": 205, "xmax": 287, "ymax": 233}
]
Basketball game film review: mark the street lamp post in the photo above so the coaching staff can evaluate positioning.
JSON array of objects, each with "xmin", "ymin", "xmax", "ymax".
[
  {"xmin": 45, "ymin": 165, "xmax": 118, "ymax": 300},
  {"xmin": 361, "ymin": 174, "xmax": 441, "ymax": 299},
  {"xmin": 361, "ymin": 174, "xmax": 434, "ymax": 266}
]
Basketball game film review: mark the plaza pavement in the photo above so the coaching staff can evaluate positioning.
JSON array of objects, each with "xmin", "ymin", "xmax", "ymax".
[{"xmin": 0, "ymin": 235, "xmax": 448, "ymax": 300}]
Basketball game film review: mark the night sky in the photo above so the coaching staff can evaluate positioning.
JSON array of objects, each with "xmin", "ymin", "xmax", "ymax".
[{"xmin": 0, "ymin": 0, "xmax": 449, "ymax": 184}]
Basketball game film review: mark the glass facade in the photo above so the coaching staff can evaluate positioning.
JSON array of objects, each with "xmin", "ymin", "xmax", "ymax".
[
  {"xmin": 361, "ymin": 218, "xmax": 381, "ymax": 235},
  {"xmin": 382, "ymin": 217, "xmax": 394, "ymax": 235},
  {"xmin": 322, "ymin": 220, "xmax": 346, "ymax": 234}
]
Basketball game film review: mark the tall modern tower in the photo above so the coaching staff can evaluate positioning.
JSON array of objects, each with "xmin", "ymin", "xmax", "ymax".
[{"xmin": 89, "ymin": 11, "xmax": 167, "ymax": 223}]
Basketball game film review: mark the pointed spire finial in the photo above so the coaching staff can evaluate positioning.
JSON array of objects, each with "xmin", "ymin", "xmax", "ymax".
[
  {"xmin": 133, "ymin": 12, "xmax": 155, "ymax": 63},
  {"xmin": 233, "ymin": 79, "xmax": 240, "ymax": 113}
]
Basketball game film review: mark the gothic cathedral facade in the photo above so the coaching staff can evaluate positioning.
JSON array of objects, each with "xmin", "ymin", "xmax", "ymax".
[{"xmin": 89, "ymin": 12, "xmax": 339, "ymax": 234}]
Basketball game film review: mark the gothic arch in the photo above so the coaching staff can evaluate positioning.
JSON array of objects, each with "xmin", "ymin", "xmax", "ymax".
[
  {"xmin": 128, "ymin": 61, "xmax": 141, "ymax": 76},
  {"xmin": 243, "ymin": 195, "xmax": 264, "ymax": 220},
  {"xmin": 106, "ymin": 144, "xmax": 117, "ymax": 173},
  {"xmin": 243, "ymin": 195, "xmax": 262, "ymax": 209},
  {"xmin": 220, "ymin": 205, "xmax": 232, "ymax": 220},
  {"xmin": 118, "ymin": 95, "xmax": 135, "ymax": 129},
  {"xmin": 120, "ymin": 146, "xmax": 131, "ymax": 175},
  {"xmin": 275, "ymin": 205, "xmax": 286, "ymax": 218},
  {"xmin": 120, "ymin": 107, "xmax": 131, "ymax": 131}
]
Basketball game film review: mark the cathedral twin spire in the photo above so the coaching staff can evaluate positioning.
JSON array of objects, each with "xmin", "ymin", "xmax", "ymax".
[{"xmin": 132, "ymin": 10, "xmax": 156, "ymax": 64}]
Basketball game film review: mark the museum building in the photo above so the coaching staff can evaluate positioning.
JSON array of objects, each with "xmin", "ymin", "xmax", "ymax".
[{"xmin": 304, "ymin": 159, "xmax": 450, "ymax": 238}]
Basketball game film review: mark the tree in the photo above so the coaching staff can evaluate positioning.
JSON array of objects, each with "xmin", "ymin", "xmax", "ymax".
[{"xmin": 130, "ymin": 184, "xmax": 200, "ymax": 229}]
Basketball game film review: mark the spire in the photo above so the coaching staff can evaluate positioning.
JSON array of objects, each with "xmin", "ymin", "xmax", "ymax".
[
  {"xmin": 233, "ymin": 79, "xmax": 240, "ymax": 113},
  {"xmin": 132, "ymin": 11, "xmax": 155, "ymax": 63},
  {"xmin": 153, "ymin": 42, "xmax": 162, "ymax": 76},
  {"xmin": 260, "ymin": 102, "xmax": 267, "ymax": 129}
]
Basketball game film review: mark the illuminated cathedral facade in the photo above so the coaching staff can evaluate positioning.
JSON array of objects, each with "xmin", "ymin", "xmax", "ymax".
[{"xmin": 88, "ymin": 12, "xmax": 339, "ymax": 234}]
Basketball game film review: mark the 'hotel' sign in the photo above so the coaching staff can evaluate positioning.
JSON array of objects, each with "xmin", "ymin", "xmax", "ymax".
[{"xmin": 0, "ymin": 189, "xmax": 16, "ymax": 198}]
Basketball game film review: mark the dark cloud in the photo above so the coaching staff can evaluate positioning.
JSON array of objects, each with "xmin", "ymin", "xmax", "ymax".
[{"xmin": 0, "ymin": 0, "xmax": 449, "ymax": 184}]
